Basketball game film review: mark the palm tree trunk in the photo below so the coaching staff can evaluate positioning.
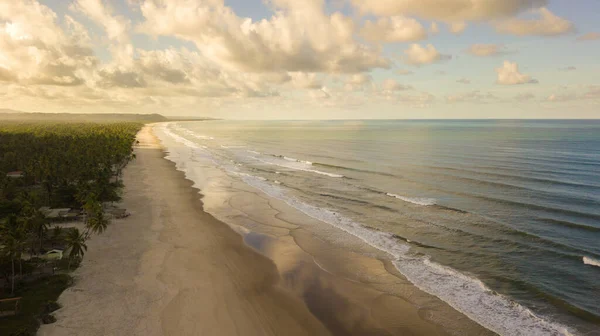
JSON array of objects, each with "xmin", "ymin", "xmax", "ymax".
[
  {"xmin": 11, "ymin": 257, "xmax": 15, "ymax": 295},
  {"xmin": 68, "ymin": 257, "xmax": 72, "ymax": 271},
  {"xmin": 45, "ymin": 182, "xmax": 52, "ymax": 205}
]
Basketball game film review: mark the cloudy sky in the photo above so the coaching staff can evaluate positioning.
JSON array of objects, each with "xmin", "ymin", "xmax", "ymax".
[{"xmin": 0, "ymin": 0, "xmax": 599, "ymax": 119}]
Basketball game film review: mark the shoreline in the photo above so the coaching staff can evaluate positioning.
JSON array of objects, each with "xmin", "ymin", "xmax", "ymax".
[{"xmin": 39, "ymin": 126, "xmax": 492, "ymax": 335}]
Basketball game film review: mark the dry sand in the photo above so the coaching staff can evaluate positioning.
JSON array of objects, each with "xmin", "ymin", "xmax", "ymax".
[{"xmin": 39, "ymin": 126, "xmax": 492, "ymax": 336}]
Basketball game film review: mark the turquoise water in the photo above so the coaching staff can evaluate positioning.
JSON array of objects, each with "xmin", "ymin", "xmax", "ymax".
[{"xmin": 165, "ymin": 120, "xmax": 600, "ymax": 335}]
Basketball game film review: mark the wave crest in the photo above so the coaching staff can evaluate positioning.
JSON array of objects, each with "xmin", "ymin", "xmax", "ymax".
[
  {"xmin": 386, "ymin": 193, "xmax": 436, "ymax": 206},
  {"xmin": 583, "ymin": 256, "xmax": 600, "ymax": 268},
  {"xmin": 253, "ymin": 155, "xmax": 343, "ymax": 178},
  {"xmin": 156, "ymin": 123, "xmax": 573, "ymax": 336}
]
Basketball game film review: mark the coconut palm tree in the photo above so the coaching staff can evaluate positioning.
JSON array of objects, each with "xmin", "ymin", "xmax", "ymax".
[
  {"xmin": 13, "ymin": 223, "xmax": 27, "ymax": 278},
  {"xmin": 65, "ymin": 228, "xmax": 87, "ymax": 271},
  {"xmin": 52, "ymin": 225, "xmax": 63, "ymax": 248},
  {"xmin": 0, "ymin": 216, "xmax": 27, "ymax": 294},
  {"xmin": 86, "ymin": 210, "xmax": 109, "ymax": 237},
  {"xmin": 27, "ymin": 209, "xmax": 49, "ymax": 254},
  {"xmin": 1, "ymin": 235, "xmax": 19, "ymax": 295},
  {"xmin": 83, "ymin": 197, "xmax": 109, "ymax": 237}
]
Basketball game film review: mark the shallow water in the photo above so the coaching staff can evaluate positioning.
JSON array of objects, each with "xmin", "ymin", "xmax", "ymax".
[{"xmin": 157, "ymin": 120, "xmax": 600, "ymax": 335}]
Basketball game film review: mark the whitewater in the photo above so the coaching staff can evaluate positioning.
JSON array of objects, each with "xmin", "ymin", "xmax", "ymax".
[{"xmin": 154, "ymin": 122, "xmax": 589, "ymax": 336}]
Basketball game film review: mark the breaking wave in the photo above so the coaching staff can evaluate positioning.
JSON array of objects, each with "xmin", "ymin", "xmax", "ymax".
[
  {"xmin": 252, "ymin": 154, "xmax": 343, "ymax": 178},
  {"xmin": 583, "ymin": 256, "xmax": 600, "ymax": 268},
  {"xmin": 386, "ymin": 193, "xmax": 437, "ymax": 206},
  {"xmin": 156, "ymin": 122, "xmax": 574, "ymax": 336}
]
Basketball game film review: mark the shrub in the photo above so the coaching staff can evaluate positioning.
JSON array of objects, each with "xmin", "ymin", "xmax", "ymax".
[{"xmin": 41, "ymin": 314, "xmax": 56, "ymax": 324}]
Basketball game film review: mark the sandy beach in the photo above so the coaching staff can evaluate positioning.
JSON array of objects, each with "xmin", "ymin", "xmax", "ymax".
[{"xmin": 39, "ymin": 126, "xmax": 492, "ymax": 336}]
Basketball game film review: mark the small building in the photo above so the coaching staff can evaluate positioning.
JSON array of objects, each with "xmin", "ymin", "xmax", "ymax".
[
  {"xmin": 43, "ymin": 208, "xmax": 71, "ymax": 220},
  {"xmin": 109, "ymin": 208, "xmax": 130, "ymax": 218},
  {"xmin": 5, "ymin": 171, "xmax": 23, "ymax": 178},
  {"xmin": 64, "ymin": 209, "xmax": 83, "ymax": 220},
  {"xmin": 39, "ymin": 207, "xmax": 82, "ymax": 221},
  {"xmin": 42, "ymin": 249, "xmax": 64, "ymax": 261}
]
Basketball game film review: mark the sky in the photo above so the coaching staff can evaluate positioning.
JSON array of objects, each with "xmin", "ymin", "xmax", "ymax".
[{"xmin": 0, "ymin": 0, "xmax": 599, "ymax": 119}]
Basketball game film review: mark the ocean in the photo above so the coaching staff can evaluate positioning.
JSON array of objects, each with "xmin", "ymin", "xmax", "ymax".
[{"xmin": 154, "ymin": 120, "xmax": 600, "ymax": 335}]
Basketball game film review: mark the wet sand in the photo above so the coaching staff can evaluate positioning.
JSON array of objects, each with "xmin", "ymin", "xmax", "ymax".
[{"xmin": 39, "ymin": 126, "xmax": 493, "ymax": 336}]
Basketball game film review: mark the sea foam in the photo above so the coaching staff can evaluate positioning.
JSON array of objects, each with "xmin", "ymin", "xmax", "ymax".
[
  {"xmin": 282, "ymin": 156, "xmax": 313, "ymax": 165},
  {"xmin": 251, "ymin": 154, "xmax": 343, "ymax": 178},
  {"xmin": 157, "ymin": 123, "xmax": 574, "ymax": 336},
  {"xmin": 583, "ymin": 256, "xmax": 600, "ymax": 267},
  {"xmin": 386, "ymin": 193, "xmax": 437, "ymax": 206},
  {"xmin": 236, "ymin": 173, "xmax": 572, "ymax": 336}
]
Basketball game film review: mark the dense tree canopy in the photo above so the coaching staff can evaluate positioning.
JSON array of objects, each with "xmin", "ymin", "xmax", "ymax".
[{"xmin": 0, "ymin": 121, "xmax": 141, "ymax": 296}]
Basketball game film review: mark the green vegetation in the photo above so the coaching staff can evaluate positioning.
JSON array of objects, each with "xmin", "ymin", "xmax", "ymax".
[
  {"xmin": 0, "ymin": 121, "xmax": 141, "ymax": 334},
  {"xmin": 0, "ymin": 111, "xmax": 167, "ymax": 123},
  {"xmin": 0, "ymin": 275, "xmax": 72, "ymax": 336}
]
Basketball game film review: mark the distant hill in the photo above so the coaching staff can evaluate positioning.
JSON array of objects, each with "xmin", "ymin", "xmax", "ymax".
[
  {"xmin": 0, "ymin": 110, "xmax": 169, "ymax": 123},
  {"xmin": 168, "ymin": 116, "xmax": 219, "ymax": 121},
  {"xmin": 0, "ymin": 109, "xmax": 23, "ymax": 114}
]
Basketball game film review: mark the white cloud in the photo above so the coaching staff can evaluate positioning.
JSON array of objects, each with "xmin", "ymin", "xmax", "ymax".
[
  {"xmin": 540, "ymin": 86, "xmax": 600, "ymax": 104},
  {"xmin": 402, "ymin": 44, "xmax": 450, "ymax": 66},
  {"xmin": 0, "ymin": 1, "xmax": 96, "ymax": 87},
  {"xmin": 577, "ymin": 32, "xmax": 600, "ymax": 41},
  {"xmin": 449, "ymin": 22, "xmax": 467, "ymax": 34},
  {"xmin": 97, "ymin": 68, "xmax": 146, "ymax": 88},
  {"xmin": 375, "ymin": 87, "xmax": 434, "ymax": 107},
  {"xmin": 467, "ymin": 44, "xmax": 507, "ymax": 57},
  {"xmin": 309, "ymin": 87, "xmax": 332, "ymax": 100},
  {"xmin": 350, "ymin": 0, "xmax": 548, "ymax": 22},
  {"xmin": 344, "ymin": 73, "xmax": 372, "ymax": 91},
  {"xmin": 0, "ymin": 66, "xmax": 16, "ymax": 82},
  {"xmin": 381, "ymin": 79, "xmax": 412, "ymax": 92},
  {"xmin": 583, "ymin": 86, "xmax": 600, "ymax": 99},
  {"xmin": 94, "ymin": 46, "xmax": 259, "ymax": 96},
  {"xmin": 547, "ymin": 93, "xmax": 576, "ymax": 102},
  {"xmin": 290, "ymin": 72, "xmax": 322, "ymax": 89},
  {"xmin": 136, "ymin": 49, "xmax": 192, "ymax": 84},
  {"xmin": 495, "ymin": 8, "xmax": 574, "ymax": 36},
  {"xmin": 70, "ymin": 0, "xmax": 129, "ymax": 43},
  {"xmin": 496, "ymin": 61, "xmax": 537, "ymax": 85},
  {"xmin": 347, "ymin": 73, "xmax": 372, "ymax": 85},
  {"xmin": 397, "ymin": 92, "xmax": 435, "ymax": 108},
  {"xmin": 396, "ymin": 69, "xmax": 414, "ymax": 75},
  {"xmin": 361, "ymin": 16, "xmax": 426, "ymax": 42},
  {"xmin": 137, "ymin": 0, "xmax": 389, "ymax": 73},
  {"xmin": 1, "ymin": 0, "xmax": 594, "ymax": 117},
  {"xmin": 0, "ymin": 0, "xmax": 397, "ymax": 114},
  {"xmin": 446, "ymin": 91, "xmax": 497, "ymax": 103},
  {"xmin": 515, "ymin": 93, "xmax": 535, "ymax": 101},
  {"xmin": 0, "ymin": 0, "xmax": 288, "ymax": 105}
]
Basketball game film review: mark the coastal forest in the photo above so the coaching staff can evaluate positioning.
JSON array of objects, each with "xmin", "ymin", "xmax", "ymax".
[{"xmin": 0, "ymin": 121, "xmax": 141, "ymax": 334}]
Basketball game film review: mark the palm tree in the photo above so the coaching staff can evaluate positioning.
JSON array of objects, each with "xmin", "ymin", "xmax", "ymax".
[
  {"xmin": 65, "ymin": 228, "xmax": 87, "ymax": 271},
  {"xmin": 0, "ymin": 216, "xmax": 27, "ymax": 294},
  {"xmin": 86, "ymin": 210, "xmax": 109, "ymax": 237},
  {"xmin": 52, "ymin": 225, "xmax": 63, "ymax": 248},
  {"xmin": 1, "ymin": 235, "xmax": 19, "ymax": 295},
  {"xmin": 83, "ymin": 197, "xmax": 109, "ymax": 237},
  {"xmin": 27, "ymin": 209, "xmax": 49, "ymax": 254},
  {"xmin": 13, "ymin": 223, "xmax": 27, "ymax": 278}
]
